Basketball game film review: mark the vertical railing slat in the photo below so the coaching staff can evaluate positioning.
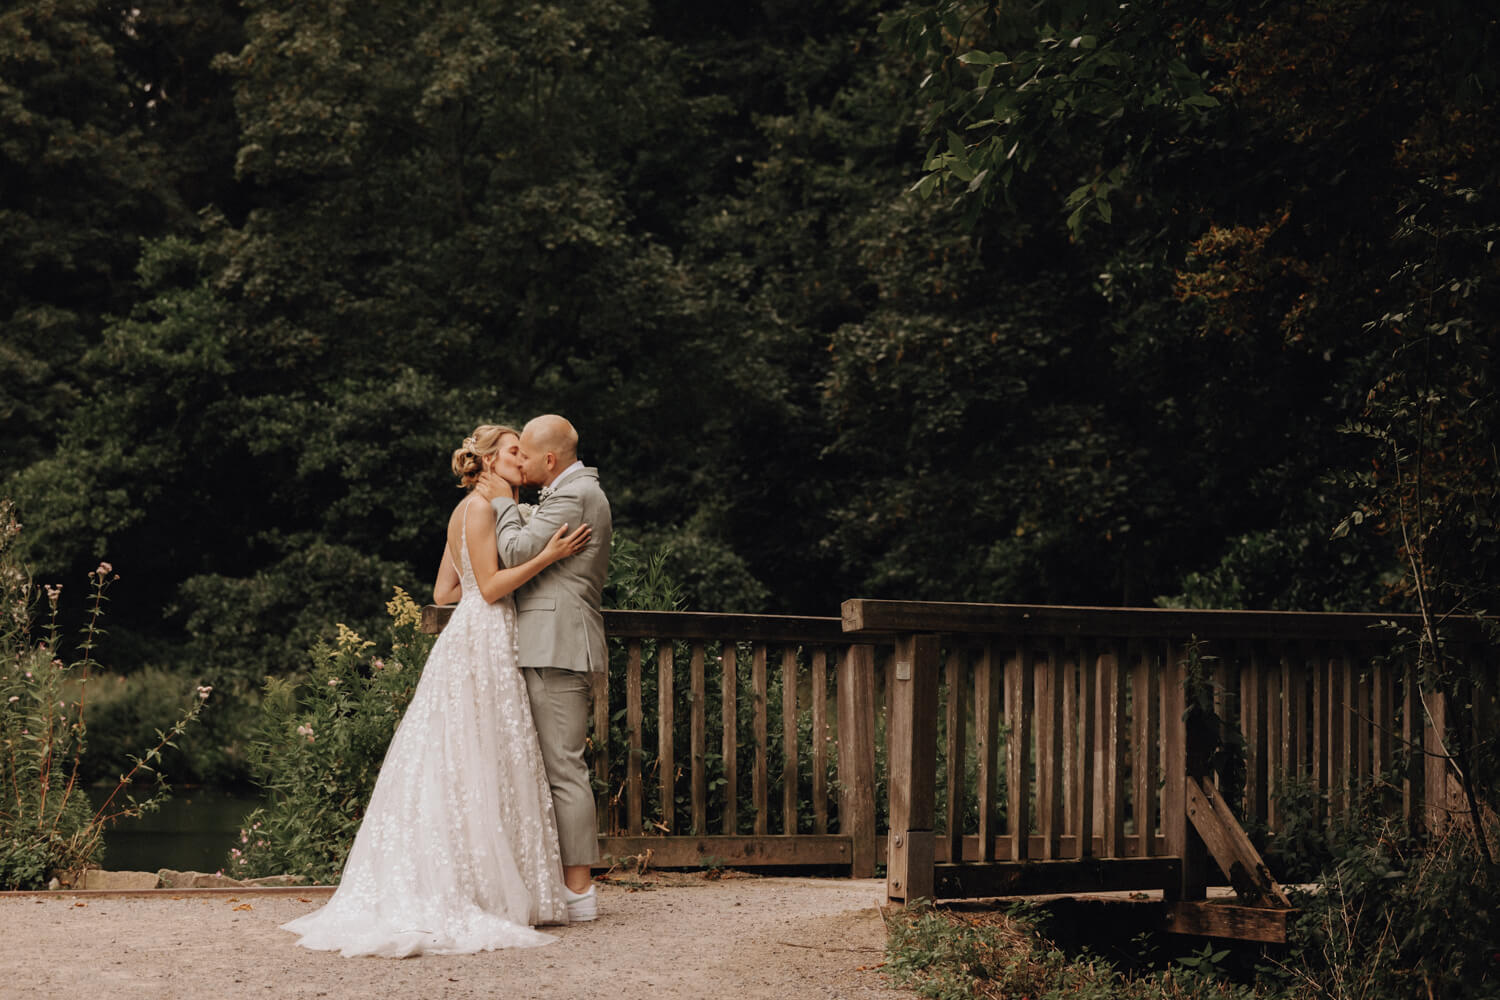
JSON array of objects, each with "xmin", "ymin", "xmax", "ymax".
[
  {"xmin": 945, "ymin": 647, "xmax": 967, "ymax": 863},
  {"xmin": 1241, "ymin": 640, "xmax": 1264, "ymax": 820},
  {"xmin": 1078, "ymin": 638, "xmax": 1097, "ymax": 858},
  {"xmin": 782, "ymin": 646, "xmax": 799, "ymax": 836},
  {"xmin": 1006, "ymin": 643, "xmax": 1033, "ymax": 861},
  {"xmin": 722, "ymin": 644, "xmax": 738, "ymax": 835},
  {"xmin": 626, "ymin": 639, "xmax": 644, "ymax": 835},
  {"xmin": 1060, "ymin": 639, "xmax": 1079, "ymax": 855},
  {"xmin": 1131, "ymin": 640, "xmax": 1158, "ymax": 857},
  {"xmin": 658, "ymin": 642, "xmax": 675, "ymax": 833},
  {"xmin": 812, "ymin": 649, "xmax": 828, "ymax": 835},
  {"xmin": 975, "ymin": 643, "xmax": 1001, "ymax": 862},
  {"xmin": 753, "ymin": 643, "xmax": 769, "ymax": 835},
  {"xmin": 690, "ymin": 642, "xmax": 706, "ymax": 835},
  {"xmin": 1101, "ymin": 639, "xmax": 1126, "ymax": 858},
  {"xmin": 1263, "ymin": 643, "xmax": 1283, "ymax": 832}
]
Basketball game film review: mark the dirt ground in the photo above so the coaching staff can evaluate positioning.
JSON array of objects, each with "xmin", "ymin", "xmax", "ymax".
[{"xmin": 1, "ymin": 873, "xmax": 917, "ymax": 1000}]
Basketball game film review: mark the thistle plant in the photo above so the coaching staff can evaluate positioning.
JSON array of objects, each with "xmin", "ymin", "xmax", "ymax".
[{"xmin": 0, "ymin": 498, "xmax": 209, "ymax": 889}]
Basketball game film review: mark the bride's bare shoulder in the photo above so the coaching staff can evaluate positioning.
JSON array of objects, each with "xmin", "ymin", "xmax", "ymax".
[{"xmin": 450, "ymin": 494, "xmax": 495, "ymax": 528}]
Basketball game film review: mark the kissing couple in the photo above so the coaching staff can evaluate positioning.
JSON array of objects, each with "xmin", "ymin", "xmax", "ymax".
[{"xmin": 283, "ymin": 414, "xmax": 613, "ymax": 957}]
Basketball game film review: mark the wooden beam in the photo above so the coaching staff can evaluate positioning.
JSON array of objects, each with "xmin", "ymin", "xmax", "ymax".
[
  {"xmin": 1163, "ymin": 901, "xmax": 1292, "ymax": 944},
  {"xmin": 1185, "ymin": 777, "xmax": 1290, "ymax": 908},
  {"xmin": 598, "ymin": 835, "xmax": 853, "ymax": 869},
  {"xmin": 932, "ymin": 857, "xmax": 1183, "ymax": 899}
]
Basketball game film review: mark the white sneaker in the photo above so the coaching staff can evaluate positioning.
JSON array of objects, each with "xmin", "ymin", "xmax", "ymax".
[{"xmin": 562, "ymin": 883, "xmax": 598, "ymax": 922}]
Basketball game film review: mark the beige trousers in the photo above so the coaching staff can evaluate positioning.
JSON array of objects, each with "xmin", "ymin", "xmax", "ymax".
[{"xmin": 523, "ymin": 667, "xmax": 599, "ymax": 867}]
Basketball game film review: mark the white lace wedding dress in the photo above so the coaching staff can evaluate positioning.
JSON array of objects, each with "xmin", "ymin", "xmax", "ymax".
[{"xmin": 282, "ymin": 504, "xmax": 569, "ymax": 956}]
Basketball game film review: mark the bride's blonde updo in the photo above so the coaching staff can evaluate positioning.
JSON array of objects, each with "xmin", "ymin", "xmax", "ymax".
[{"xmin": 451, "ymin": 424, "xmax": 518, "ymax": 489}]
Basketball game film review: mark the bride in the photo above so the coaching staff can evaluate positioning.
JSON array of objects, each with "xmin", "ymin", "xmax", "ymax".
[{"xmin": 282, "ymin": 424, "xmax": 592, "ymax": 957}]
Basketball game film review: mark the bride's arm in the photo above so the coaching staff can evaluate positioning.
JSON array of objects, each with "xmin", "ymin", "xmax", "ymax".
[
  {"xmin": 432, "ymin": 548, "xmax": 461, "ymax": 605},
  {"xmin": 464, "ymin": 498, "xmax": 590, "ymax": 603}
]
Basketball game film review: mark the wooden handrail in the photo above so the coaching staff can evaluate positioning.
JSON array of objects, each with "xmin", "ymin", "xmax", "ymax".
[
  {"xmin": 842, "ymin": 598, "xmax": 1488, "ymax": 642},
  {"xmin": 422, "ymin": 604, "xmax": 842, "ymax": 642}
]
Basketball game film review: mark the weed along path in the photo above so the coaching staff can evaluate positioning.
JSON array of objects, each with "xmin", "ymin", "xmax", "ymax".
[{"xmin": 1, "ymin": 872, "xmax": 915, "ymax": 1000}]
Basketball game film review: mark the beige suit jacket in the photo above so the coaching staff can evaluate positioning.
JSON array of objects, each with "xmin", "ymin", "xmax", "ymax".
[{"xmin": 492, "ymin": 466, "xmax": 611, "ymax": 672}]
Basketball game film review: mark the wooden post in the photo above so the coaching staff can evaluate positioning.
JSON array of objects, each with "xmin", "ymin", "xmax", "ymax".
[
  {"xmin": 1164, "ymin": 641, "xmax": 1208, "ymax": 902},
  {"xmin": 836, "ymin": 644, "xmax": 878, "ymax": 877},
  {"xmin": 1424, "ymin": 687, "xmax": 1450, "ymax": 835},
  {"xmin": 887, "ymin": 634, "xmax": 940, "ymax": 903}
]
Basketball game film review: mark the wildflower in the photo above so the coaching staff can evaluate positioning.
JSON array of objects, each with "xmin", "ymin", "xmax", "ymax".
[
  {"xmin": 7, "ymin": 696, "xmax": 17, "ymax": 703},
  {"xmin": 44, "ymin": 584, "xmax": 62, "ymax": 601},
  {"xmin": 196, "ymin": 685, "xmax": 213, "ymax": 700},
  {"xmin": 94, "ymin": 561, "xmax": 113, "ymax": 577},
  {"xmin": 52, "ymin": 659, "xmax": 63, "ymax": 669},
  {"xmin": 334, "ymin": 623, "xmax": 373, "ymax": 652},
  {"xmin": 296, "ymin": 724, "xmax": 316, "ymax": 743},
  {"xmin": 372, "ymin": 658, "xmax": 385, "ymax": 671},
  {"xmin": 241, "ymin": 832, "xmax": 249, "ymax": 844},
  {"xmin": 327, "ymin": 678, "xmax": 340, "ymax": 687}
]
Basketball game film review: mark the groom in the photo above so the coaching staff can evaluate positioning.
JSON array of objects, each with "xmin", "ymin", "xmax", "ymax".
[{"xmin": 483, "ymin": 414, "xmax": 612, "ymax": 922}]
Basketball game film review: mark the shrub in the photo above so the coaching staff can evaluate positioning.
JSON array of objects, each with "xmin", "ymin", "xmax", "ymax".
[
  {"xmin": 230, "ymin": 588, "xmax": 431, "ymax": 882},
  {"xmin": 0, "ymin": 499, "xmax": 207, "ymax": 889},
  {"xmin": 1279, "ymin": 814, "xmax": 1500, "ymax": 1000}
]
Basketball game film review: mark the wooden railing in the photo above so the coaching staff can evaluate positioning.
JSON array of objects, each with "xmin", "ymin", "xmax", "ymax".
[
  {"xmin": 844, "ymin": 599, "xmax": 1495, "ymax": 941},
  {"xmin": 421, "ymin": 606, "xmax": 884, "ymax": 874},
  {"xmin": 422, "ymin": 598, "xmax": 1494, "ymax": 936}
]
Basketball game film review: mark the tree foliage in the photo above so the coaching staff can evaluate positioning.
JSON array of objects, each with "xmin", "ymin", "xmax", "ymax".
[{"xmin": 2, "ymin": 0, "xmax": 1497, "ymax": 752}]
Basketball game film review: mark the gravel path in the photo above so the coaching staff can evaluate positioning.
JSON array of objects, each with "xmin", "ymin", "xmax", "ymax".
[{"xmin": 1, "ymin": 874, "xmax": 915, "ymax": 1000}]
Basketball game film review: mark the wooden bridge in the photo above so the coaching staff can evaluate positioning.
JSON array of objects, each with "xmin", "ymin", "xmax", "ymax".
[{"xmin": 422, "ymin": 598, "xmax": 1494, "ymax": 942}]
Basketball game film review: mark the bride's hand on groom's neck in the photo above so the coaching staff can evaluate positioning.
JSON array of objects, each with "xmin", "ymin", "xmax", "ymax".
[{"xmin": 474, "ymin": 471, "xmax": 517, "ymax": 504}]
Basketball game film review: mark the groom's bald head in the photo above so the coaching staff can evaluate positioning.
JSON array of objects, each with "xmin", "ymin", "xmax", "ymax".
[{"xmin": 519, "ymin": 414, "xmax": 579, "ymax": 486}]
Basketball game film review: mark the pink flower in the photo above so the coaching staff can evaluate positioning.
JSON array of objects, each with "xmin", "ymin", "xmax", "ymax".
[
  {"xmin": 7, "ymin": 696, "xmax": 17, "ymax": 703},
  {"xmin": 327, "ymin": 678, "xmax": 340, "ymax": 687},
  {"xmin": 95, "ymin": 562, "xmax": 113, "ymax": 576},
  {"xmin": 196, "ymin": 685, "xmax": 213, "ymax": 700},
  {"xmin": 372, "ymin": 658, "xmax": 385, "ymax": 670}
]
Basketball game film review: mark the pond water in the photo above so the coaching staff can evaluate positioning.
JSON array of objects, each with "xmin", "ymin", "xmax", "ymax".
[{"xmin": 88, "ymin": 787, "xmax": 263, "ymax": 874}]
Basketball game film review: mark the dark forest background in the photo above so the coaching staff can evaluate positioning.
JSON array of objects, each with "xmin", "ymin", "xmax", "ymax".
[{"xmin": 3, "ymin": 1, "xmax": 1497, "ymax": 780}]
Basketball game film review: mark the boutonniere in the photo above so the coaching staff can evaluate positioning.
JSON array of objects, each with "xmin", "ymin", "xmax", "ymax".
[
  {"xmin": 538, "ymin": 484, "xmax": 557, "ymax": 501},
  {"xmin": 516, "ymin": 502, "xmax": 537, "ymax": 521}
]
